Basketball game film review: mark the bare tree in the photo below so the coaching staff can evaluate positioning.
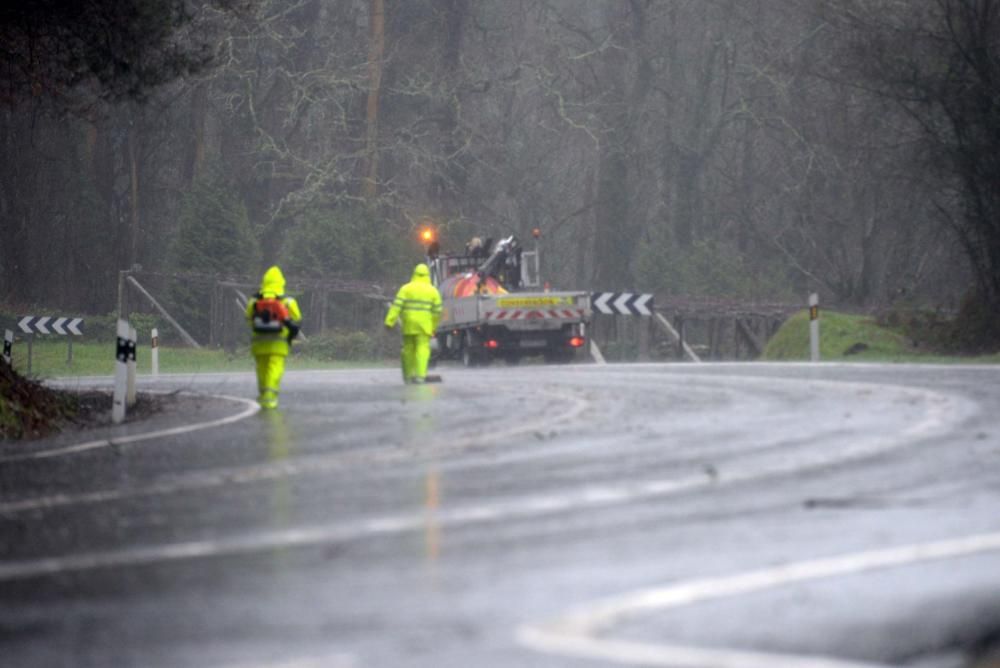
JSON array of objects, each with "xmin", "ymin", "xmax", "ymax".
[
  {"xmin": 0, "ymin": 0, "xmax": 980, "ymax": 322},
  {"xmin": 821, "ymin": 0, "xmax": 1000, "ymax": 313}
]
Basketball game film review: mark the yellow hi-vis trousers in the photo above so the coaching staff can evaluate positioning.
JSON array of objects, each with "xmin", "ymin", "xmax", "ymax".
[
  {"xmin": 255, "ymin": 354, "xmax": 286, "ymax": 408},
  {"xmin": 401, "ymin": 334, "xmax": 431, "ymax": 383}
]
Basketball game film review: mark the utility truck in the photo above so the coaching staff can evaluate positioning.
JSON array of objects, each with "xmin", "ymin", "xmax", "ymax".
[{"xmin": 426, "ymin": 234, "xmax": 591, "ymax": 366}]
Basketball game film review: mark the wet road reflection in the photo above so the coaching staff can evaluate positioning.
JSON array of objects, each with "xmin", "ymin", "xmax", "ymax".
[{"xmin": 0, "ymin": 365, "xmax": 997, "ymax": 667}]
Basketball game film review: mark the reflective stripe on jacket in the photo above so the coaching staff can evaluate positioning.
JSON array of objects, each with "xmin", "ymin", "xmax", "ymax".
[{"xmin": 384, "ymin": 263, "xmax": 442, "ymax": 336}]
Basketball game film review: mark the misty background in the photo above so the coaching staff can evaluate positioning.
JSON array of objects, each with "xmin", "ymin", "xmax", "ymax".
[{"xmin": 1, "ymin": 0, "xmax": 998, "ymax": 349}]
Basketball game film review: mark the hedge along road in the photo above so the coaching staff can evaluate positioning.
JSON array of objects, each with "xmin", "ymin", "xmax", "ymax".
[{"xmin": 0, "ymin": 363, "xmax": 998, "ymax": 668}]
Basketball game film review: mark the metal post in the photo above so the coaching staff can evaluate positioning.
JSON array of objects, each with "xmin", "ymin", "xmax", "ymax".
[
  {"xmin": 652, "ymin": 312, "xmax": 702, "ymax": 363},
  {"xmin": 320, "ymin": 289, "xmax": 328, "ymax": 332},
  {"xmin": 589, "ymin": 337, "xmax": 607, "ymax": 365},
  {"xmin": 67, "ymin": 338, "xmax": 73, "ymax": 366},
  {"xmin": 678, "ymin": 317, "xmax": 687, "ymax": 361},
  {"xmin": 809, "ymin": 293, "xmax": 820, "ymax": 362},
  {"xmin": 151, "ymin": 327, "xmax": 159, "ymax": 377},
  {"xmin": 118, "ymin": 270, "xmax": 128, "ymax": 322},
  {"xmin": 126, "ymin": 325, "xmax": 137, "ymax": 407},
  {"xmin": 210, "ymin": 282, "xmax": 218, "ymax": 346},
  {"xmin": 2, "ymin": 329, "xmax": 12, "ymax": 365},
  {"xmin": 638, "ymin": 315, "xmax": 650, "ymax": 361},
  {"xmin": 708, "ymin": 318, "xmax": 717, "ymax": 360},
  {"xmin": 113, "ymin": 320, "xmax": 129, "ymax": 424},
  {"xmin": 27, "ymin": 334, "xmax": 33, "ymax": 375},
  {"xmin": 125, "ymin": 275, "xmax": 201, "ymax": 348}
]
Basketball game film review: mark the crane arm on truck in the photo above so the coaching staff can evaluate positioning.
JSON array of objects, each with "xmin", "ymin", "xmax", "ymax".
[{"xmin": 474, "ymin": 235, "xmax": 522, "ymax": 291}]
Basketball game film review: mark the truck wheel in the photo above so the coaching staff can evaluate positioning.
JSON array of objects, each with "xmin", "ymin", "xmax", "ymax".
[
  {"xmin": 462, "ymin": 332, "xmax": 479, "ymax": 367},
  {"xmin": 505, "ymin": 353, "xmax": 521, "ymax": 366},
  {"xmin": 462, "ymin": 345, "xmax": 477, "ymax": 367}
]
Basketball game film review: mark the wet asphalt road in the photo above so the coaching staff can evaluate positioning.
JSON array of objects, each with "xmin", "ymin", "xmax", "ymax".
[{"xmin": 1, "ymin": 362, "xmax": 999, "ymax": 668}]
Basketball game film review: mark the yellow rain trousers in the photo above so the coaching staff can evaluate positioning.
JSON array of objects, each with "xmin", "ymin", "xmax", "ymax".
[
  {"xmin": 385, "ymin": 263, "xmax": 442, "ymax": 383},
  {"xmin": 245, "ymin": 266, "xmax": 302, "ymax": 408}
]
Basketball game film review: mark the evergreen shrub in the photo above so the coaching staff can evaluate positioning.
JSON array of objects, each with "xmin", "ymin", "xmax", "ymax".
[{"xmin": 168, "ymin": 168, "xmax": 260, "ymax": 341}]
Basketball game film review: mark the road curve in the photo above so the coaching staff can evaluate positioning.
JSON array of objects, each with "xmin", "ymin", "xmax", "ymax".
[{"xmin": 0, "ymin": 362, "xmax": 998, "ymax": 667}]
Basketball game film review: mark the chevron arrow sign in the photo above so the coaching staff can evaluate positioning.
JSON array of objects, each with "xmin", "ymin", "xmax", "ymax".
[
  {"xmin": 18, "ymin": 316, "xmax": 84, "ymax": 335},
  {"xmin": 590, "ymin": 293, "xmax": 654, "ymax": 316}
]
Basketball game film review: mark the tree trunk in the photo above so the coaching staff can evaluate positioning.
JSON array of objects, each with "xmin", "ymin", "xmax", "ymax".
[
  {"xmin": 436, "ymin": 0, "xmax": 468, "ymax": 212},
  {"xmin": 592, "ymin": 1, "xmax": 651, "ymax": 290},
  {"xmin": 363, "ymin": 0, "xmax": 385, "ymax": 201},
  {"xmin": 128, "ymin": 121, "xmax": 140, "ymax": 270},
  {"xmin": 183, "ymin": 83, "xmax": 207, "ymax": 187}
]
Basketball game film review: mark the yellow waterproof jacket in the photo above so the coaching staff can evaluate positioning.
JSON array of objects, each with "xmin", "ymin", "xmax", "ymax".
[
  {"xmin": 245, "ymin": 266, "xmax": 302, "ymax": 356},
  {"xmin": 384, "ymin": 263, "xmax": 442, "ymax": 336}
]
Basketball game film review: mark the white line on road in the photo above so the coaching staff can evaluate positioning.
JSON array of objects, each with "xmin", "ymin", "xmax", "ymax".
[
  {"xmin": 0, "ymin": 381, "xmax": 592, "ymax": 513},
  {"xmin": 519, "ymin": 635, "xmax": 889, "ymax": 668},
  {"xmin": 0, "ymin": 375, "xmax": 973, "ymax": 580},
  {"xmin": 0, "ymin": 393, "xmax": 260, "ymax": 463},
  {"xmin": 517, "ymin": 531, "xmax": 1000, "ymax": 668},
  {"xmin": 223, "ymin": 652, "xmax": 356, "ymax": 668}
]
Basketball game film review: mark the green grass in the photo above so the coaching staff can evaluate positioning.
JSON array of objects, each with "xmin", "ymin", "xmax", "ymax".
[
  {"xmin": 13, "ymin": 315, "xmax": 999, "ymax": 375},
  {"xmin": 762, "ymin": 310, "xmax": 1000, "ymax": 363},
  {"xmin": 9, "ymin": 341, "xmax": 391, "ymax": 379}
]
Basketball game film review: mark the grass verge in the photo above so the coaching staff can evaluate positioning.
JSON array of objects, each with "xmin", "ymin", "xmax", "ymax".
[
  {"xmin": 7, "ymin": 341, "xmax": 392, "ymax": 378},
  {"xmin": 763, "ymin": 310, "xmax": 1000, "ymax": 363}
]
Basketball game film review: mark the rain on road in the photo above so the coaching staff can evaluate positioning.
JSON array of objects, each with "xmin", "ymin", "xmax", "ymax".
[{"xmin": 1, "ymin": 363, "xmax": 999, "ymax": 667}]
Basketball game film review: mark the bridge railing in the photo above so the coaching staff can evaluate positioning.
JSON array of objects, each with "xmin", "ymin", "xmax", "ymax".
[{"xmin": 589, "ymin": 296, "xmax": 801, "ymax": 362}]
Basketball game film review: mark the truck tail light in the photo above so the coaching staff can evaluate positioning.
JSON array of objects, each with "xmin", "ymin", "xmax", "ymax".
[
  {"xmin": 569, "ymin": 336, "xmax": 585, "ymax": 348},
  {"xmin": 485, "ymin": 339, "xmax": 500, "ymax": 349}
]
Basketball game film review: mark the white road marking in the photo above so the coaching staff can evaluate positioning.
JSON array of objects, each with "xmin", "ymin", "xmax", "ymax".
[
  {"xmin": 517, "ymin": 531, "xmax": 1000, "ymax": 667},
  {"xmin": 517, "ymin": 634, "xmax": 889, "ymax": 668},
  {"xmin": 0, "ymin": 382, "xmax": 591, "ymax": 513},
  {"xmin": 0, "ymin": 379, "xmax": 970, "ymax": 582},
  {"xmin": 0, "ymin": 375, "xmax": 973, "ymax": 582},
  {"xmin": 0, "ymin": 393, "xmax": 260, "ymax": 463},
  {"xmin": 224, "ymin": 652, "xmax": 356, "ymax": 668}
]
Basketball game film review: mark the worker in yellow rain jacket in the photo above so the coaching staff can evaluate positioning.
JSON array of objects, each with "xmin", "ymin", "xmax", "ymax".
[
  {"xmin": 384, "ymin": 263, "xmax": 442, "ymax": 384},
  {"xmin": 246, "ymin": 266, "xmax": 302, "ymax": 408}
]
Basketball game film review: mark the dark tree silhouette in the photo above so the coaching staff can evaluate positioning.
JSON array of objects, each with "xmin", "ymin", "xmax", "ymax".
[
  {"xmin": 0, "ymin": 0, "xmax": 246, "ymax": 109},
  {"xmin": 823, "ymin": 0, "xmax": 1000, "ymax": 319}
]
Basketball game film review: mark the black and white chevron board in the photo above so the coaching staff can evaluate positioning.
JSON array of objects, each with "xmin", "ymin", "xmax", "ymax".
[
  {"xmin": 591, "ymin": 292, "xmax": 654, "ymax": 316},
  {"xmin": 17, "ymin": 316, "xmax": 84, "ymax": 335}
]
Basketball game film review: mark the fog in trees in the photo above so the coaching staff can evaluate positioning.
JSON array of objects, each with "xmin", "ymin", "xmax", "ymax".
[{"xmin": 1, "ymin": 0, "xmax": 996, "ymax": 347}]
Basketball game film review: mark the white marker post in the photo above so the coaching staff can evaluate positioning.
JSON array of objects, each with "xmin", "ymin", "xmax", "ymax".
[
  {"xmin": 151, "ymin": 327, "xmax": 159, "ymax": 377},
  {"xmin": 126, "ymin": 325, "xmax": 138, "ymax": 408},
  {"xmin": 2, "ymin": 329, "xmax": 12, "ymax": 366},
  {"xmin": 809, "ymin": 293, "xmax": 820, "ymax": 362},
  {"xmin": 112, "ymin": 320, "xmax": 130, "ymax": 424}
]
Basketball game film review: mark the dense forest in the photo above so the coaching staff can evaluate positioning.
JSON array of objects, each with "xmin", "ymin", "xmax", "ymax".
[{"xmin": 1, "ymin": 0, "xmax": 998, "ymax": 347}]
